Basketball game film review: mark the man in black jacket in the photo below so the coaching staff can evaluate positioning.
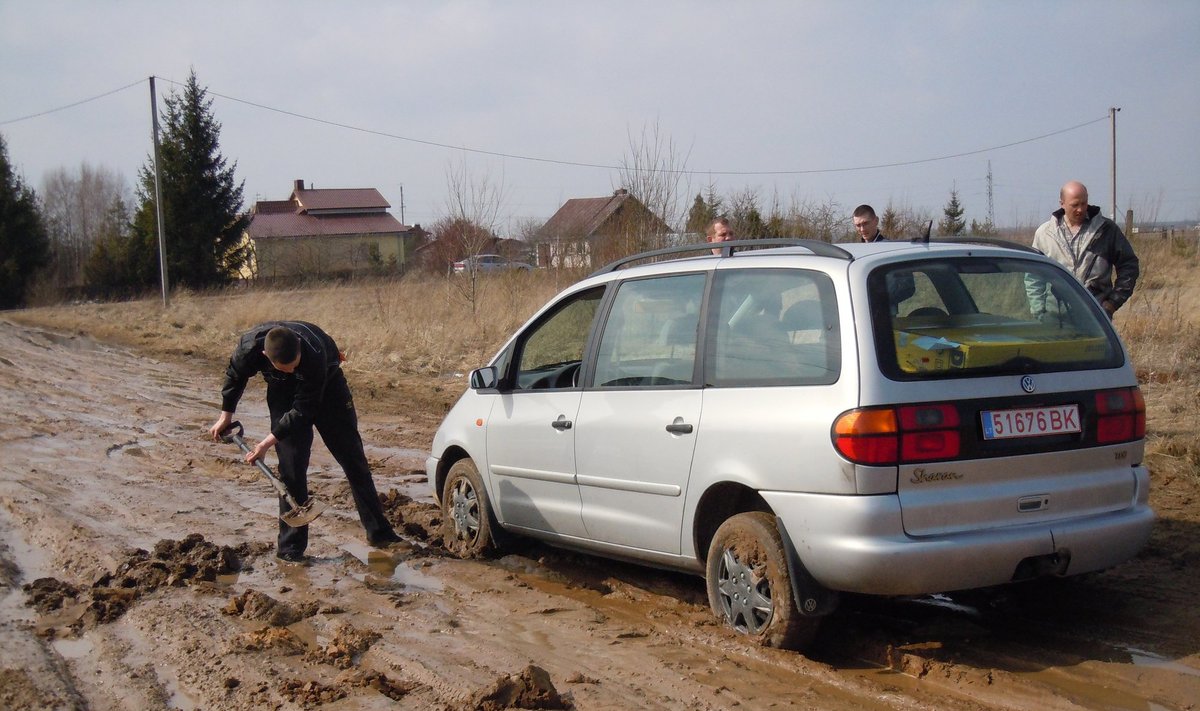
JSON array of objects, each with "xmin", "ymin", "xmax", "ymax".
[
  {"xmin": 853, "ymin": 204, "xmax": 887, "ymax": 242},
  {"xmin": 208, "ymin": 321, "xmax": 401, "ymax": 562}
]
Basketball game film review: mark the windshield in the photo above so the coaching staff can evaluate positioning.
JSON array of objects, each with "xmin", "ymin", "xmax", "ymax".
[{"xmin": 870, "ymin": 257, "xmax": 1124, "ymax": 379}]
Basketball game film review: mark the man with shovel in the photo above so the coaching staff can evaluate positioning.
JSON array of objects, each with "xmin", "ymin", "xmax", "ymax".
[{"xmin": 208, "ymin": 322, "xmax": 401, "ymax": 563}]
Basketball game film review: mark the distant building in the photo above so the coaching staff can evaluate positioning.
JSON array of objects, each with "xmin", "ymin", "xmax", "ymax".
[
  {"xmin": 535, "ymin": 189, "xmax": 672, "ymax": 269},
  {"xmin": 242, "ymin": 179, "xmax": 424, "ymax": 279}
]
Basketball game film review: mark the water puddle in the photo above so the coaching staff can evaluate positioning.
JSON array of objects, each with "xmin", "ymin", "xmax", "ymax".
[
  {"xmin": 340, "ymin": 541, "xmax": 442, "ymax": 592},
  {"xmin": 1123, "ymin": 646, "xmax": 1200, "ymax": 678},
  {"xmin": 52, "ymin": 635, "xmax": 94, "ymax": 660}
]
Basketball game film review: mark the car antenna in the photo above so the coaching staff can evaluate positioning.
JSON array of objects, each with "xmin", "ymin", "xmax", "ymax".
[{"xmin": 922, "ymin": 220, "xmax": 932, "ymax": 243}]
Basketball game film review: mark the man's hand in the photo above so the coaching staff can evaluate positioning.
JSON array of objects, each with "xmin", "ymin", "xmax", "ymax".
[
  {"xmin": 209, "ymin": 411, "xmax": 234, "ymax": 441},
  {"xmin": 245, "ymin": 433, "xmax": 278, "ymax": 464}
]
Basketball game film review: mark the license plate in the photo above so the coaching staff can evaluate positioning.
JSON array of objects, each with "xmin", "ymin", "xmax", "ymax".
[{"xmin": 981, "ymin": 404, "xmax": 1080, "ymax": 440}]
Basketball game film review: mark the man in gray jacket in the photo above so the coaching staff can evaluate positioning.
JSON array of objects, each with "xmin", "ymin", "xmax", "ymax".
[{"xmin": 1028, "ymin": 180, "xmax": 1139, "ymax": 318}]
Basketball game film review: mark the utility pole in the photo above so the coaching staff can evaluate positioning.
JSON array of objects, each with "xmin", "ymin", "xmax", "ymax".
[
  {"xmin": 399, "ymin": 184, "xmax": 406, "ymax": 225},
  {"xmin": 149, "ymin": 76, "xmax": 169, "ymax": 308},
  {"xmin": 1110, "ymin": 107, "xmax": 1121, "ymax": 220}
]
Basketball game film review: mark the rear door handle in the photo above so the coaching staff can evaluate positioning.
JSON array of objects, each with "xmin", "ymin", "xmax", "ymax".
[
  {"xmin": 665, "ymin": 422, "xmax": 694, "ymax": 434},
  {"xmin": 551, "ymin": 417, "xmax": 573, "ymax": 431}
]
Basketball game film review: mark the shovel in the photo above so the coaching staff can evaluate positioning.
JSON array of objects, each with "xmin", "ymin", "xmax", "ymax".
[{"xmin": 220, "ymin": 421, "xmax": 328, "ymax": 527}]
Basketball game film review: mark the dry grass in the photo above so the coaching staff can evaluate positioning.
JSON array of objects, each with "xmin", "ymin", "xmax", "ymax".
[
  {"xmin": 6, "ymin": 270, "xmax": 571, "ymax": 417},
  {"xmin": 1118, "ymin": 235, "xmax": 1200, "ymax": 495},
  {"xmin": 7, "ymin": 237, "xmax": 1200, "ymax": 494}
]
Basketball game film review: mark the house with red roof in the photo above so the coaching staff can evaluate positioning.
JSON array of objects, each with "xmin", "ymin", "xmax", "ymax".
[
  {"xmin": 535, "ymin": 189, "xmax": 672, "ymax": 269},
  {"xmin": 242, "ymin": 179, "xmax": 425, "ymax": 279}
]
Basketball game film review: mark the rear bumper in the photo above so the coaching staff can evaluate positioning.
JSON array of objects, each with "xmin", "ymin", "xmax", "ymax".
[{"xmin": 763, "ymin": 484, "xmax": 1153, "ymax": 596}]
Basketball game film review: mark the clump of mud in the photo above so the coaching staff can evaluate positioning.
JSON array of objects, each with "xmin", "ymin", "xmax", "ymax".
[
  {"xmin": 303, "ymin": 621, "xmax": 381, "ymax": 669},
  {"xmin": 341, "ymin": 669, "xmax": 416, "ymax": 701},
  {"xmin": 469, "ymin": 665, "xmax": 569, "ymax": 710},
  {"xmin": 279, "ymin": 679, "xmax": 346, "ymax": 707},
  {"xmin": 23, "ymin": 533, "xmax": 254, "ymax": 631},
  {"xmin": 228, "ymin": 626, "xmax": 306, "ymax": 655},
  {"xmin": 378, "ymin": 490, "xmax": 442, "ymax": 545},
  {"xmin": 223, "ymin": 589, "xmax": 319, "ymax": 627}
]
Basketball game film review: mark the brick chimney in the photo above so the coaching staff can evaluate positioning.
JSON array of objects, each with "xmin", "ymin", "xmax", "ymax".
[{"xmin": 294, "ymin": 179, "xmax": 305, "ymax": 192}]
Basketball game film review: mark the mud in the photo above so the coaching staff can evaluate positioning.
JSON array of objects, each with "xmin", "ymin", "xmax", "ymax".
[{"xmin": 1, "ymin": 318, "xmax": 1199, "ymax": 710}]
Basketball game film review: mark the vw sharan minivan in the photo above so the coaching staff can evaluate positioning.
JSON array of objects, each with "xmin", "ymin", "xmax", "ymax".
[{"xmin": 427, "ymin": 238, "xmax": 1152, "ymax": 650}]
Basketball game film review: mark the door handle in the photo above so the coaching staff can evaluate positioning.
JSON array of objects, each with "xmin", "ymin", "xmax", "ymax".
[
  {"xmin": 551, "ymin": 417, "xmax": 573, "ymax": 430},
  {"xmin": 665, "ymin": 422, "xmax": 694, "ymax": 434}
]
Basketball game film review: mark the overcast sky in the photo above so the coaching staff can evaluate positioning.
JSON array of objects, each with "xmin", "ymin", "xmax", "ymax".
[{"xmin": 2, "ymin": 1, "xmax": 1198, "ymax": 234}]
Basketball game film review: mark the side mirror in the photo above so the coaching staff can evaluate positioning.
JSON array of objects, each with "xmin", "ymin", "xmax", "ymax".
[{"xmin": 469, "ymin": 366, "xmax": 498, "ymax": 390}]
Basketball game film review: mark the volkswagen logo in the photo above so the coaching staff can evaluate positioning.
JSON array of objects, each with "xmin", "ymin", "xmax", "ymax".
[{"xmin": 1020, "ymin": 375, "xmax": 1035, "ymax": 393}]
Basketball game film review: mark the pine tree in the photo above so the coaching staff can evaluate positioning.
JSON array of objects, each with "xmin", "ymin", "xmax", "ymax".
[
  {"xmin": 130, "ymin": 70, "xmax": 250, "ymax": 291},
  {"xmin": 684, "ymin": 192, "xmax": 716, "ymax": 235},
  {"xmin": 0, "ymin": 133, "xmax": 51, "ymax": 308},
  {"xmin": 937, "ymin": 188, "xmax": 966, "ymax": 236},
  {"xmin": 881, "ymin": 205, "xmax": 901, "ymax": 238}
]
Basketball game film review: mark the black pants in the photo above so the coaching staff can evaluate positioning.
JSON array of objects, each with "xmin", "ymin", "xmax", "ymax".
[{"xmin": 267, "ymin": 368, "xmax": 393, "ymax": 555}]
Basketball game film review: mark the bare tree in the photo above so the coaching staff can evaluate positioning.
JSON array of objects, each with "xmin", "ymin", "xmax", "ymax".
[
  {"xmin": 617, "ymin": 120, "xmax": 692, "ymax": 252},
  {"xmin": 442, "ymin": 158, "xmax": 508, "ymax": 312},
  {"xmin": 40, "ymin": 163, "xmax": 130, "ymax": 293}
]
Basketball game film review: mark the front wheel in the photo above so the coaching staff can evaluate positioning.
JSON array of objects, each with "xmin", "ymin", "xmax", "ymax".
[
  {"xmin": 441, "ymin": 459, "xmax": 500, "ymax": 558},
  {"xmin": 706, "ymin": 512, "xmax": 818, "ymax": 651}
]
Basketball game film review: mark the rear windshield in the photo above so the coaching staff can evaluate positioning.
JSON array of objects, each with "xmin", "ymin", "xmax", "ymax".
[{"xmin": 870, "ymin": 257, "xmax": 1124, "ymax": 380}]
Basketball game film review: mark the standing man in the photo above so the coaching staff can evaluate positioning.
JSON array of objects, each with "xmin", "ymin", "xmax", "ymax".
[
  {"xmin": 1031, "ymin": 180, "xmax": 1139, "ymax": 317},
  {"xmin": 209, "ymin": 321, "xmax": 401, "ymax": 563},
  {"xmin": 707, "ymin": 217, "xmax": 735, "ymax": 254},
  {"xmin": 853, "ymin": 205, "xmax": 887, "ymax": 242}
]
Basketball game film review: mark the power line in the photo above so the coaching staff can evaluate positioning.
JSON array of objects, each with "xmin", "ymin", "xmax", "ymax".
[
  {"xmin": 166, "ymin": 77, "xmax": 1110, "ymax": 178},
  {"xmin": 0, "ymin": 78, "xmax": 145, "ymax": 126},
  {"xmin": 7, "ymin": 75, "xmax": 1110, "ymax": 179}
]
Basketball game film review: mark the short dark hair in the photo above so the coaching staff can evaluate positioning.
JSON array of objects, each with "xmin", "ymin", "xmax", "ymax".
[
  {"xmin": 852, "ymin": 204, "xmax": 877, "ymax": 219},
  {"xmin": 706, "ymin": 216, "xmax": 731, "ymax": 237},
  {"xmin": 265, "ymin": 327, "xmax": 300, "ymax": 364}
]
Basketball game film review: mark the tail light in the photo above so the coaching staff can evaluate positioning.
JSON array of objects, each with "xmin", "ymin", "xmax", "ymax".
[
  {"xmin": 1095, "ymin": 387, "xmax": 1145, "ymax": 444},
  {"xmin": 834, "ymin": 403, "xmax": 961, "ymax": 465}
]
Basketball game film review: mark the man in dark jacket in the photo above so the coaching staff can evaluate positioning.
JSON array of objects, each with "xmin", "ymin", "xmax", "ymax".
[
  {"xmin": 853, "ymin": 204, "xmax": 887, "ymax": 242},
  {"xmin": 208, "ymin": 321, "xmax": 400, "ymax": 562}
]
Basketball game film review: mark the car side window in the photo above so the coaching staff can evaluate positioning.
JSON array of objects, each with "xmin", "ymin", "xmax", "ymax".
[
  {"xmin": 707, "ymin": 269, "xmax": 841, "ymax": 387},
  {"xmin": 593, "ymin": 273, "xmax": 706, "ymax": 388},
  {"xmin": 511, "ymin": 287, "xmax": 604, "ymax": 390}
]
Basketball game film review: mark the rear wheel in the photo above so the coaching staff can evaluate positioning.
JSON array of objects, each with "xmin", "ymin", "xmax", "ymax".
[
  {"xmin": 441, "ymin": 459, "xmax": 499, "ymax": 558},
  {"xmin": 706, "ymin": 512, "xmax": 818, "ymax": 650}
]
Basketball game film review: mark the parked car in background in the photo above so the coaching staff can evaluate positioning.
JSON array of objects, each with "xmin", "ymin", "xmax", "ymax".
[
  {"xmin": 452, "ymin": 254, "xmax": 534, "ymax": 274},
  {"xmin": 427, "ymin": 237, "xmax": 1152, "ymax": 651}
]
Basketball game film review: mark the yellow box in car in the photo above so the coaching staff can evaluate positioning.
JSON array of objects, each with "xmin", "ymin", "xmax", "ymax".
[{"xmin": 894, "ymin": 323, "xmax": 1109, "ymax": 373}]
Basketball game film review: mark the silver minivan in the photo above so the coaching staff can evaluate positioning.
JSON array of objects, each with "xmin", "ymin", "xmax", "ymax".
[{"xmin": 426, "ymin": 238, "xmax": 1152, "ymax": 650}]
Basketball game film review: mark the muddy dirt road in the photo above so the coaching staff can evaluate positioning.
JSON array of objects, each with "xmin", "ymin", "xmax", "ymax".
[{"xmin": 1, "ymin": 319, "xmax": 1198, "ymax": 710}]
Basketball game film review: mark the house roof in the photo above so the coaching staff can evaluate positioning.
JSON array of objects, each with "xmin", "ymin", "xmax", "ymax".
[
  {"xmin": 293, "ymin": 187, "xmax": 389, "ymax": 212},
  {"xmin": 538, "ymin": 190, "xmax": 633, "ymax": 239},
  {"xmin": 246, "ymin": 181, "xmax": 410, "ymax": 239},
  {"xmin": 247, "ymin": 211, "xmax": 406, "ymax": 239}
]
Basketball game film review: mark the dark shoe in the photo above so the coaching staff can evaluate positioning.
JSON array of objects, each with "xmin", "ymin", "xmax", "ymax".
[
  {"xmin": 367, "ymin": 530, "xmax": 403, "ymax": 548},
  {"xmin": 276, "ymin": 550, "xmax": 308, "ymax": 564}
]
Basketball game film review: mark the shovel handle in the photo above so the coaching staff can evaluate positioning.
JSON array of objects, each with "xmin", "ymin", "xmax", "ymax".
[{"xmin": 219, "ymin": 421, "xmax": 299, "ymax": 505}]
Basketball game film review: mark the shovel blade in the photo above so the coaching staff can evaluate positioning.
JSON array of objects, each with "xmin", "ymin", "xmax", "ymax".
[{"xmin": 280, "ymin": 498, "xmax": 328, "ymax": 527}]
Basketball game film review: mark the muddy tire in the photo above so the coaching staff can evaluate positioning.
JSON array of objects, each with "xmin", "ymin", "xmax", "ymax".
[
  {"xmin": 441, "ymin": 459, "xmax": 500, "ymax": 558},
  {"xmin": 706, "ymin": 511, "xmax": 817, "ymax": 650}
]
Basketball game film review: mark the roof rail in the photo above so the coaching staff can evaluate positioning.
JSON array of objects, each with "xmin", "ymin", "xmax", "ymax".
[
  {"xmin": 908, "ymin": 236, "xmax": 1040, "ymax": 254},
  {"xmin": 590, "ymin": 238, "xmax": 853, "ymax": 276}
]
